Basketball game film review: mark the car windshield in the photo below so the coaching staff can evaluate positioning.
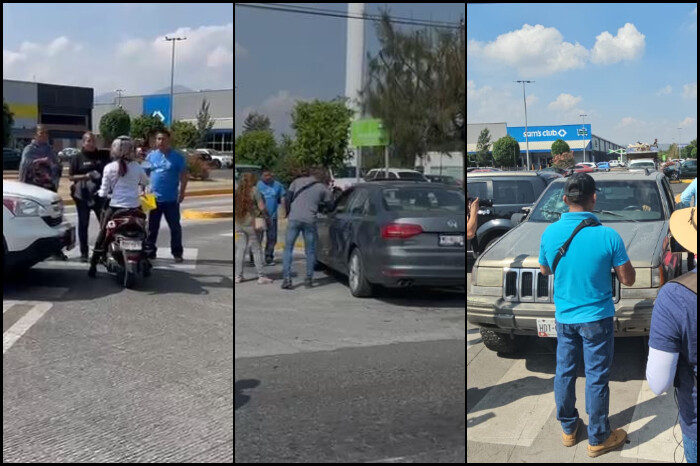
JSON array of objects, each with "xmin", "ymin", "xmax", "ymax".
[
  {"xmin": 397, "ymin": 171, "xmax": 427, "ymax": 180},
  {"xmin": 630, "ymin": 162, "xmax": 655, "ymax": 168},
  {"xmin": 382, "ymin": 187, "xmax": 465, "ymax": 213},
  {"xmin": 529, "ymin": 180, "xmax": 664, "ymax": 223}
]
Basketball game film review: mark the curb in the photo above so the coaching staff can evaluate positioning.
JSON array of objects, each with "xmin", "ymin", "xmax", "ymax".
[{"xmin": 182, "ymin": 210, "xmax": 233, "ymax": 220}]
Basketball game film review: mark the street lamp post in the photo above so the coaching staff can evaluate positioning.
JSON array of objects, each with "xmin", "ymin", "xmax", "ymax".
[
  {"xmin": 165, "ymin": 36, "xmax": 187, "ymax": 128},
  {"xmin": 677, "ymin": 127, "xmax": 682, "ymax": 158},
  {"xmin": 579, "ymin": 114, "xmax": 588, "ymax": 163},
  {"xmin": 115, "ymin": 89, "xmax": 125, "ymax": 108},
  {"xmin": 515, "ymin": 80, "xmax": 534, "ymax": 170}
]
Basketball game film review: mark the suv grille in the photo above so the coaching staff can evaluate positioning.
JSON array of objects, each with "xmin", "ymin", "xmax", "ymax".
[
  {"xmin": 42, "ymin": 215, "xmax": 63, "ymax": 227},
  {"xmin": 504, "ymin": 268, "xmax": 620, "ymax": 304}
]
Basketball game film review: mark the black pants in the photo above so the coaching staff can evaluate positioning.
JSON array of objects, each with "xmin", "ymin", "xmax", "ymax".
[
  {"xmin": 90, "ymin": 207, "xmax": 124, "ymax": 266},
  {"xmin": 74, "ymin": 198, "xmax": 103, "ymax": 256}
]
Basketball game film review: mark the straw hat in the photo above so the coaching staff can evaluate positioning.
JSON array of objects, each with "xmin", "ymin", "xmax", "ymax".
[{"xmin": 669, "ymin": 207, "xmax": 697, "ymax": 255}]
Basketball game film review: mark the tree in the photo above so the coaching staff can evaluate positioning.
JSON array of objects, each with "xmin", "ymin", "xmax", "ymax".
[
  {"xmin": 475, "ymin": 128, "xmax": 492, "ymax": 166},
  {"xmin": 171, "ymin": 120, "xmax": 198, "ymax": 149},
  {"xmin": 234, "ymin": 130, "xmax": 278, "ymax": 170},
  {"xmin": 243, "ymin": 112, "xmax": 272, "ymax": 133},
  {"xmin": 552, "ymin": 151, "xmax": 575, "ymax": 169},
  {"xmin": 3, "ymin": 100, "xmax": 14, "ymax": 148},
  {"xmin": 131, "ymin": 114, "xmax": 166, "ymax": 146},
  {"xmin": 291, "ymin": 99, "xmax": 353, "ymax": 171},
  {"xmin": 551, "ymin": 139, "xmax": 570, "ymax": 157},
  {"xmin": 681, "ymin": 138, "xmax": 697, "ymax": 159},
  {"xmin": 195, "ymin": 99, "xmax": 215, "ymax": 149},
  {"xmin": 99, "ymin": 108, "xmax": 131, "ymax": 145},
  {"xmin": 492, "ymin": 135, "xmax": 520, "ymax": 168}
]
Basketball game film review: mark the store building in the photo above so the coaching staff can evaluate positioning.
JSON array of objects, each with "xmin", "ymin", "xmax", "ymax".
[
  {"xmin": 93, "ymin": 89, "xmax": 233, "ymax": 152},
  {"xmin": 3, "ymin": 79, "xmax": 93, "ymax": 150}
]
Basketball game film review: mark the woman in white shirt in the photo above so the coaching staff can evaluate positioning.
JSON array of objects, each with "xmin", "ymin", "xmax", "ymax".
[{"xmin": 89, "ymin": 136, "xmax": 149, "ymax": 277}]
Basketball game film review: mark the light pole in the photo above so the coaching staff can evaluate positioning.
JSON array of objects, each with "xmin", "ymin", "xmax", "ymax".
[
  {"xmin": 115, "ymin": 89, "xmax": 125, "ymax": 108},
  {"xmin": 515, "ymin": 80, "xmax": 534, "ymax": 170},
  {"xmin": 677, "ymin": 127, "xmax": 682, "ymax": 158},
  {"xmin": 579, "ymin": 114, "xmax": 588, "ymax": 163},
  {"xmin": 165, "ymin": 36, "xmax": 187, "ymax": 128}
]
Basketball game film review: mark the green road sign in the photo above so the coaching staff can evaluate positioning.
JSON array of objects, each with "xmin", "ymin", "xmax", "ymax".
[{"xmin": 351, "ymin": 119, "xmax": 388, "ymax": 147}]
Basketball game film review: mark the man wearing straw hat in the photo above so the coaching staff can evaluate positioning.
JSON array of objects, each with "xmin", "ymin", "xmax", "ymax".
[{"xmin": 646, "ymin": 207, "xmax": 697, "ymax": 463}]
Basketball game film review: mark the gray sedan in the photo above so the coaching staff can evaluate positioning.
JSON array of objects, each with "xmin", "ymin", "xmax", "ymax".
[{"xmin": 316, "ymin": 182, "xmax": 466, "ymax": 297}]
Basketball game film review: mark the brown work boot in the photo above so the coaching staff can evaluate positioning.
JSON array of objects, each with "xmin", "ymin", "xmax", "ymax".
[
  {"xmin": 587, "ymin": 428, "xmax": 627, "ymax": 457},
  {"xmin": 562, "ymin": 418, "xmax": 581, "ymax": 447}
]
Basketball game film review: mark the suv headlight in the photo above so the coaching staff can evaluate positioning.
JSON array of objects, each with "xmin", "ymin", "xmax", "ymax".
[{"xmin": 3, "ymin": 197, "xmax": 50, "ymax": 217}]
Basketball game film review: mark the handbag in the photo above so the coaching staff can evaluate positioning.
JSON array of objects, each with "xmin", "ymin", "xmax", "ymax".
[{"xmin": 254, "ymin": 217, "xmax": 267, "ymax": 231}]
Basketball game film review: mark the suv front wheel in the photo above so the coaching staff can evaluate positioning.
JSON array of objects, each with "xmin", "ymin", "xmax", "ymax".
[{"xmin": 479, "ymin": 328, "xmax": 525, "ymax": 354}]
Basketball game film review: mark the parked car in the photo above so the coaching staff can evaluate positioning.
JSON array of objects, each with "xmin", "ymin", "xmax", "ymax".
[
  {"xmin": 195, "ymin": 148, "xmax": 233, "ymax": 169},
  {"xmin": 572, "ymin": 163, "xmax": 595, "ymax": 174},
  {"xmin": 628, "ymin": 158, "xmax": 657, "ymax": 174},
  {"xmin": 466, "ymin": 171, "xmax": 561, "ymax": 258},
  {"xmin": 3, "ymin": 148, "xmax": 21, "ymax": 170},
  {"xmin": 425, "ymin": 174, "xmax": 461, "ymax": 186},
  {"xmin": 365, "ymin": 168, "xmax": 429, "ymax": 182},
  {"xmin": 470, "ymin": 168, "xmax": 502, "ymax": 173},
  {"xmin": 57, "ymin": 147, "xmax": 80, "ymax": 164},
  {"xmin": 678, "ymin": 159, "xmax": 697, "ymax": 179},
  {"xmin": 539, "ymin": 166, "xmax": 569, "ymax": 176},
  {"xmin": 467, "ymin": 171, "xmax": 683, "ymax": 354},
  {"xmin": 3, "ymin": 180, "xmax": 75, "ymax": 274},
  {"xmin": 662, "ymin": 161, "xmax": 681, "ymax": 181},
  {"xmin": 596, "ymin": 161, "xmax": 611, "ymax": 172},
  {"xmin": 609, "ymin": 160, "xmax": 621, "ymax": 168},
  {"xmin": 329, "ymin": 166, "xmax": 364, "ymax": 199},
  {"xmin": 316, "ymin": 182, "xmax": 465, "ymax": 297}
]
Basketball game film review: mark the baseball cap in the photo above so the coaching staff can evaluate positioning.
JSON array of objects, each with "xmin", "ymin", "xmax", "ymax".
[{"xmin": 564, "ymin": 173, "xmax": 600, "ymax": 201}]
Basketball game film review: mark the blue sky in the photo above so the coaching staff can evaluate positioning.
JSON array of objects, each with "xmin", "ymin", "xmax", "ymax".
[
  {"xmin": 467, "ymin": 3, "xmax": 697, "ymax": 147},
  {"xmin": 234, "ymin": 3, "xmax": 465, "ymax": 136},
  {"xmin": 3, "ymin": 3, "xmax": 233, "ymax": 96}
]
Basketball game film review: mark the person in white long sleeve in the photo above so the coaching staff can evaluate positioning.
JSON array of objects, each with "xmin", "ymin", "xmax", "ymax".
[{"xmin": 88, "ymin": 136, "xmax": 149, "ymax": 277}]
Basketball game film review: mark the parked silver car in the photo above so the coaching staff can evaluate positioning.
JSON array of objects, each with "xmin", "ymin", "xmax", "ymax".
[
  {"xmin": 467, "ymin": 171, "xmax": 684, "ymax": 353},
  {"xmin": 317, "ymin": 182, "xmax": 465, "ymax": 297}
]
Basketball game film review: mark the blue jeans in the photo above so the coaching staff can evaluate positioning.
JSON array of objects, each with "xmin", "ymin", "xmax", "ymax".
[
  {"xmin": 684, "ymin": 433, "xmax": 697, "ymax": 463},
  {"xmin": 146, "ymin": 201, "xmax": 183, "ymax": 257},
  {"xmin": 282, "ymin": 220, "xmax": 316, "ymax": 280},
  {"xmin": 554, "ymin": 317, "xmax": 614, "ymax": 445},
  {"xmin": 252, "ymin": 216, "xmax": 278, "ymax": 261}
]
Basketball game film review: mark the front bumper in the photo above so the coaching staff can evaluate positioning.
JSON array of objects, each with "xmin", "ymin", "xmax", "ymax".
[
  {"xmin": 467, "ymin": 294, "xmax": 654, "ymax": 337},
  {"xmin": 5, "ymin": 223, "xmax": 75, "ymax": 271}
]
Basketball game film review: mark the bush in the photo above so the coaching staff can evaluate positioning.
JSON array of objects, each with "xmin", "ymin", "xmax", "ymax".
[{"xmin": 186, "ymin": 155, "xmax": 211, "ymax": 180}]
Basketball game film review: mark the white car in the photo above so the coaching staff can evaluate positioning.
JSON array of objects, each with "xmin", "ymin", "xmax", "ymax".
[
  {"xmin": 628, "ymin": 158, "xmax": 657, "ymax": 173},
  {"xmin": 579, "ymin": 162, "xmax": 598, "ymax": 171},
  {"xmin": 609, "ymin": 160, "xmax": 621, "ymax": 168},
  {"xmin": 365, "ymin": 168, "xmax": 429, "ymax": 181},
  {"xmin": 3, "ymin": 180, "xmax": 75, "ymax": 273},
  {"xmin": 195, "ymin": 149, "xmax": 233, "ymax": 169}
]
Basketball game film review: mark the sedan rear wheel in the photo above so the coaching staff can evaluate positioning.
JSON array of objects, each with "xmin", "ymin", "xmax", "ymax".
[{"xmin": 348, "ymin": 249, "xmax": 373, "ymax": 298}]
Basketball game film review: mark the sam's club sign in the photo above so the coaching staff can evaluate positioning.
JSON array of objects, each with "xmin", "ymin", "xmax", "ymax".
[{"xmin": 507, "ymin": 124, "xmax": 591, "ymax": 143}]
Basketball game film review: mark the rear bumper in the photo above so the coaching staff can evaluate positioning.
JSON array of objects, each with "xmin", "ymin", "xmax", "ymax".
[
  {"xmin": 368, "ymin": 255, "xmax": 465, "ymax": 287},
  {"xmin": 467, "ymin": 295, "xmax": 654, "ymax": 337}
]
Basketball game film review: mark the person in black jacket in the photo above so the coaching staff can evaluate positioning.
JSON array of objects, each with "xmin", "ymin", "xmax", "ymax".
[{"xmin": 69, "ymin": 132, "xmax": 110, "ymax": 262}]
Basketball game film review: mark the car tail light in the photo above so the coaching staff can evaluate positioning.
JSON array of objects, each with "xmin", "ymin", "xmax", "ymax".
[{"xmin": 381, "ymin": 223, "xmax": 423, "ymax": 239}]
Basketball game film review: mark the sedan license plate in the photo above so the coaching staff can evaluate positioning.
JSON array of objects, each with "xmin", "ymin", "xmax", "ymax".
[
  {"xmin": 439, "ymin": 234, "xmax": 464, "ymax": 247},
  {"xmin": 120, "ymin": 240, "xmax": 143, "ymax": 251},
  {"xmin": 537, "ymin": 318, "xmax": 557, "ymax": 338}
]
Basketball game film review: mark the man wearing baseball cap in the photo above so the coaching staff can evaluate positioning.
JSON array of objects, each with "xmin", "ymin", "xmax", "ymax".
[
  {"xmin": 538, "ymin": 173, "xmax": 636, "ymax": 457},
  {"xmin": 646, "ymin": 207, "xmax": 697, "ymax": 463}
]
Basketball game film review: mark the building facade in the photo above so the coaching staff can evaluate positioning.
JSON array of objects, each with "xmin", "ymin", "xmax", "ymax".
[{"xmin": 93, "ymin": 89, "xmax": 234, "ymax": 152}]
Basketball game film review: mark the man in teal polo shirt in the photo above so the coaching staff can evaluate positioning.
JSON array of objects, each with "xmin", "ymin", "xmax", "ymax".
[{"xmin": 538, "ymin": 173, "xmax": 636, "ymax": 457}]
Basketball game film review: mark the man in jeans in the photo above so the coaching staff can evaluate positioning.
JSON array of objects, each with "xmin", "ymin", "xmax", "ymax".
[
  {"xmin": 281, "ymin": 168, "xmax": 332, "ymax": 290},
  {"xmin": 538, "ymin": 173, "xmax": 636, "ymax": 457},
  {"xmin": 145, "ymin": 130, "xmax": 188, "ymax": 262}
]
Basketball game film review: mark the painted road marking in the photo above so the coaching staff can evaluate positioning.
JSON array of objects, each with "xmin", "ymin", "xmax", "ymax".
[{"xmin": 3, "ymin": 301, "xmax": 53, "ymax": 355}]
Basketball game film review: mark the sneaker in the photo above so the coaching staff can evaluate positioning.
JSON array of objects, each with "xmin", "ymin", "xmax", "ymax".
[
  {"xmin": 304, "ymin": 278, "xmax": 313, "ymax": 289},
  {"xmin": 257, "ymin": 276, "xmax": 273, "ymax": 285},
  {"xmin": 173, "ymin": 256, "xmax": 184, "ymax": 263},
  {"xmin": 562, "ymin": 418, "xmax": 581, "ymax": 447},
  {"xmin": 587, "ymin": 428, "xmax": 627, "ymax": 457},
  {"xmin": 265, "ymin": 257, "xmax": 275, "ymax": 266},
  {"xmin": 281, "ymin": 278, "xmax": 293, "ymax": 290},
  {"xmin": 235, "ymin": 276, "xmax": 244, "ymax": 284},
  {"xmin": 80, "ymin": 254, "xmax": 89, "ymax": 263}
]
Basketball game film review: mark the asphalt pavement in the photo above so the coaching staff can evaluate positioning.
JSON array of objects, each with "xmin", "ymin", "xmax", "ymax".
[{"xmin": 3, "ymin": 196, "xmax": 234, "ymax": 463}]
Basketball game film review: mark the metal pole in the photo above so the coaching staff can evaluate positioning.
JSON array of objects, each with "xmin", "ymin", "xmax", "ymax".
[
  {"xmin": 515, "ymin": 81, "xmax": 534, "ymax": 170},
  {"xmin": 678, "ymin": 127, "xmax": 682, "ymax": 159},
  {"xmin": 165, "ymin": 36, "xmax": 187, "ymax": 128},
  {"xmin": 580, "ymin": 114, "xmax": 588, "ymax": 163}
]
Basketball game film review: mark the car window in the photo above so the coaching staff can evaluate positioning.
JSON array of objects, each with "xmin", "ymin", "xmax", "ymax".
[
  {"xmin": 493, "ymin": 180, "xmax": 536, "ymax": 204},
  {"xmin": 382, "ymin": 187, "xmax": 465, "ymax": 213},
  {"xmin": 333, "ymin": 189, "xmax": 355, "ymax": 214},
  {"xmin": 466, "ymin": 181, "xmax": 487, "ymax": 200},
  {"xmin": 397, "ymin": 171, "xmax": 426, "ymax": 180},
  {"xmin": 529, "ymin": 180, "xmax": 664, "ymax": 223},
  {"xmin": 348, "ymin": 189, "xmax": 370, "ymax": 215},
  {"xmin": 660, "ymin": 177, "xmax": 675, "ymax": 215}
]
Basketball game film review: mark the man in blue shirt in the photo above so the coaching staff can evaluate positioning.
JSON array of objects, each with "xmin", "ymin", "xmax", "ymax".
[
  {"xmin": 647, "ymin": 207, "xmax": 697, "ymax": 464},
  {"xmin": 538, "ymin": 173, "xmax": 636, "ymax": 457},
  {"xmin": 254, "ymin": 169, "xmax": 285, "ymax": 264},
  {"xmin": 145, "ymin": 130, "xmax": 188, "ymax": 262}
]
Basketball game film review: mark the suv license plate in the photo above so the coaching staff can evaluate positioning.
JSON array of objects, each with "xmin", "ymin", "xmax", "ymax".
[
  {"xmin": 537, "ymin": 318, "xmax": 557, "ymax": 337},
  {"xmin": 439, "ymin": 234, "xmax": 464, "ymax": 247},
  {"xmin": 120, "ymin": 240, "xmax": 143, "ymax": 251}
]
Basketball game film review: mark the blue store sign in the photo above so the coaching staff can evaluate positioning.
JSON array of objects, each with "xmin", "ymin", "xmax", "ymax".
[{"xmin": 507, "ymin": 124, "xmax": 591, "ymax": 143}]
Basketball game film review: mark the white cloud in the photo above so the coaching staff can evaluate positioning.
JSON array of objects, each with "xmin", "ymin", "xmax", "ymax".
[
  {"xmin": 680, "ymin": 116, "xmax": 696, "ymax": 128},
  {"xmin": 590, "ymin": 23, "xmax": 645, "ymax": 65},
  {"xmin": 657, "ymin": 85, "xmax": 672, "ymax": 96},
  {"xmin": 468, "ymin": 24, "xmax": 588, "ymax": 77},
  {"xmin": 3, "ymin": 23, "xmax": 233, "ymax": 94},
  {"xmin": 236, "ymin": 90, "xmax": 299, "ymax": 135},
  {"xmin": 548, "ymin": 93, "xmax": 582, "ymax": 112},
  {"xmin": 619, "ymin": 117, "xmax": 640, "ymax": 127},
  {"xmin": 683, "ymin": 82, "xmax": 697, "ymax": 99}
]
